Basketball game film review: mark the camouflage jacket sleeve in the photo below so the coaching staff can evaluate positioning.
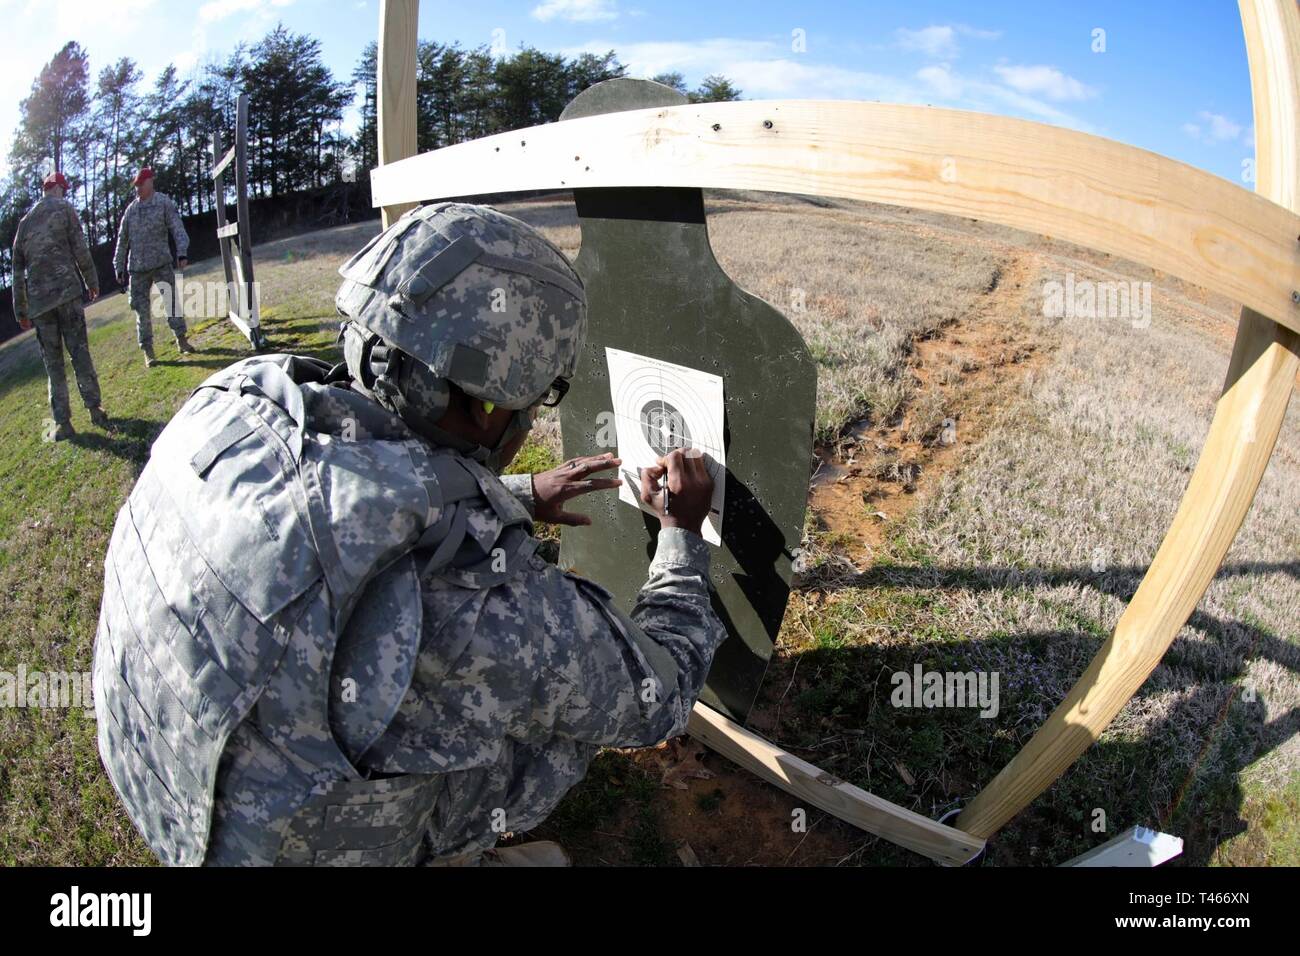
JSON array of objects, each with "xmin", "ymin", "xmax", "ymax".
[
  {"xmin": 498, "ymin": 473, "xmax": 535, "ymax": 517},
  {"xmin": 368, "ymin": 525, "xmax": 727, "ymax": 773},
  {"xmin": 543, "ymin": 526, "xmax": 727, "ymax": 747},
  {"xmin": 165, "ymin": 195, "xmax": 189, "ymax": 259},
  {"xmin": 11, "ymin": 221, "xmax": 27, "ymax": 318},
  {"xmin": 63, "ymin": 202, "xmax": 98, "ymax": 292},
  {"xmin": 113, "ymin": 205, "xmax": 130, "ymax": 276}
]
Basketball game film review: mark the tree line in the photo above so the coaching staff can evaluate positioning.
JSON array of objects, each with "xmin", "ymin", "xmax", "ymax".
[{"xmin": 2, "ymin": 26, "xmax": 741, "ymax": 291}]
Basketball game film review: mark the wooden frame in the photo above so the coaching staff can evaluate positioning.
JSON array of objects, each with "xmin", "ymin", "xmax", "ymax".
[
  {"xmin": 377, "ymin": 0, "xmax": 419, "ymax": 228},
  {"xmin": 211, "ymin": 92, "xmax": 268, "ymax": 350},
  {"xmin": 375, "ymin": 0, "xmax": 1300, "ymax": 861},
  {"xmin": 371, "ymin": 101, "xmax": 1300, "ymax": 339}
]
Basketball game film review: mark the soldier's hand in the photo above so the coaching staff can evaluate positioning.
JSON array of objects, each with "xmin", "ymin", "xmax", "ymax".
[
  {"xmin": 531, "ymin": 452, "xmax": 623, "ymax": 526},
  {"xmin": 177, "ymin": 257, "xmax": 189, "ymax": 270},
  {"xmin": 17, "ymin": 316, "xmax": 31, "ymax": 331},
  {"xmin": 116, "ymin": 272, "xmax": 127, "ymax": 287},
  {"xmin": 87, "ymin": 288, "xmax": 99, "ymax": 303},
  {"xmin": 639, "ymin": 448, "xmax": 714, "ymax": 536}
]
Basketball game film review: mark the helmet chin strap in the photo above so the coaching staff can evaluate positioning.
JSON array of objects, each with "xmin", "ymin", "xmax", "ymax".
[
  {"xmin": 400, "ymin": 404, "xmax": 532, "ymax": 474},
  {"xmin": 342, "ymin": 321, "xmax": 532, "ymax": 473}
]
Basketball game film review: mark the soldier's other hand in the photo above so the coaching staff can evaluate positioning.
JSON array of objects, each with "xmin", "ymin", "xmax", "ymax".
[
  {"xmin": 177, "ymin": 257, "xmax": 189, "ymax": 270},
  {"xmin": 639, "ymin": 447, "xmax": 714, "ymax": 537},
  {"xmin": 116, "ymin": 272, "xmax": 127, "ymax": 287},
  {"xmin": 531, "ymin": 452, "xmax": 623, "ymax": 526},
  {"xmin": 87, "ymin": 288, "xmax": 99, "ymax": 303},
  {"xmin": 17, "ymin": 316, "xmax": 31, "ymax": 331}
]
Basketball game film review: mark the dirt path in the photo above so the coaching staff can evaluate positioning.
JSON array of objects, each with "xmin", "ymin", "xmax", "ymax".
[{"xmin": 808, "ymin": 248, "xmax": 1046, "ymax": 567}]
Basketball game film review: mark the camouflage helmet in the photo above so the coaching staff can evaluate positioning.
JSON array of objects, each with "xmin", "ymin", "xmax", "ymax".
[{"xmin": 336, "ymin": 202, "xmax": 587, "ymax": 412}]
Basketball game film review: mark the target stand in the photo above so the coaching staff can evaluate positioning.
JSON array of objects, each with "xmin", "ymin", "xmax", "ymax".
[
  {"xmin": 211, "ymin": 92, "xmax": 269, "ymax": 351},
  {"xmin": 555, "ymin": 79, "xmax": 818, "ymax": 722}
]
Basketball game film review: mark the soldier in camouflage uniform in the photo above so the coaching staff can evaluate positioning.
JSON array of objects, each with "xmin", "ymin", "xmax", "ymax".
[
  {"xmin": 93, "ymin": 203, "xmax": 728, "ymax": 866},
  {"xmin": 11, "ymin": 171, "xmax": 111, "ymax": 441},
  {"xmin": 112, "ymin": 167, "xmax": 195, "ymax": 367}
]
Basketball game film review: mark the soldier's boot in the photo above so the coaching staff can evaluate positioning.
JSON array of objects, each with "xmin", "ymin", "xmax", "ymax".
[
  {"xmin": 479, "ymin": 841, "xmax": 571, "ymax": 867},
  {"xmin": 52, "ymin": 421, "xmax": 75, "ymax": 442},
  {"xmin": 142, "ymin": 345, "xmax": 157, "ymax": 368},
  {"xmin": 89, "ymin": 406, "xmax": 112, "ymax": 430},
  {"xmin": 176, "ymin": 334, "xmax": 196, "ymax": 355}
]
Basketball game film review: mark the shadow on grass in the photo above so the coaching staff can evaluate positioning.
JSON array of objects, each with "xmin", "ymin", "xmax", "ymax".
[
  {"xmin": 739, "ymin": 558, "xmax": 1300, "ymax": 865},
  {"xmin": 803, "ymin": 559, "xmax": 1300, "ymax": 673},
  {"xmin": 68, "ymin": 416, "xmax": 162, "ymax": 471}
]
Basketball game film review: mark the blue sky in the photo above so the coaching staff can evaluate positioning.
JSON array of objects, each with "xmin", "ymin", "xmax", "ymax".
[{"xmin": 2, "ymin": 0, "xmax": 1258, "ymax": 186}]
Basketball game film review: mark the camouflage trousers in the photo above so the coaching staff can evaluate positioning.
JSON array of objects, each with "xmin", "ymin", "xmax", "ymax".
[
  {"xmin": 129, "ymin": 265, "xmax": 187, "ymax": 348},
  {"xmin": 33, "ymin": 300, "xmax": 102, "ymax": 425}
]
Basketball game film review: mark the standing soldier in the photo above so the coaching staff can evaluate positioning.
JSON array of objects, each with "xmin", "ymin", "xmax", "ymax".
[
  {"xmin": 113, "ymin": 167, "xmax": 196, "ymax": 367},
  {"xmin": 11, "ymin": 171, "xmax": 111, "ymax": 441}
]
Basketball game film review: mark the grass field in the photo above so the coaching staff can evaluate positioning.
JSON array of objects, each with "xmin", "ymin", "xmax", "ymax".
[{"xmin": 0, "ymin": 194, "xmax": 1294, "ymax": 866}]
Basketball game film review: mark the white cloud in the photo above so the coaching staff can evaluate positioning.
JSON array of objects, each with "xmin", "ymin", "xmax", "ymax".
[
  {"xmin": 1184, "ymin": 110, "xmax": 1245, "ymax": 144},
  {"xmin": 993, "ymin": 64, "xmax": 1095, "ymax": 102},
  {"xmin": 896, "ymin": 26, "xmax": 958, "ymax": 59},
  {"xmin": 532, "ymin": 0, "xmax": 618, "ymax": 23},
  {"xmin": 895, "ymin": 24, "xmax": 1001, "ymax": 59},
  {"xmin": 199, "ymin": 0, "xmax": 294, "ymax": 25},
  {"xmin": 561, "ymin": 36, "xmax": 1093, "ymax": 132},
  {"xmin": 562, "ymin": 37, "xmax": 916, "ymax": 100},
  {"xmin": 1200, "ymin": 110, "xmax": 1243, "ymax": 141},
  {"xmin": 563, "ymin": 37, "xmax": 771, "ymax": 82},
  {"xmin": 36, "ymin": 0, "xmax": 160, "ymax": 33},
  {"xmin": 917, "ymin": 63, "xmax": 963, "ymax": 99}
]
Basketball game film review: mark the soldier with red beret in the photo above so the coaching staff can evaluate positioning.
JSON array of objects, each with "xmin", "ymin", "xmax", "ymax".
[{"xmin": 113, "ymin": 167, "xmax": 195, "ymax": 367}]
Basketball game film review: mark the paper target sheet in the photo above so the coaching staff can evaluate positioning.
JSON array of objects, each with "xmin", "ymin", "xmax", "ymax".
[{"xmin": 605, "ymin": 347, "xmax": 725, "ymax": 546}]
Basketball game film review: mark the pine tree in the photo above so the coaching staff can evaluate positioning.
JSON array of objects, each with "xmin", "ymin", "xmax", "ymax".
[
  {"xmin": 690, "ymin": 74, "xmax": 742, "ymax": 103},
  {"xmin": 13, "ymin": 42, "xmax": 91, "ymax": 175}
]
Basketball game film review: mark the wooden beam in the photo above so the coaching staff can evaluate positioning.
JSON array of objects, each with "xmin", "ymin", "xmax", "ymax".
[
  {"xmin": 233, "ymin": 92, "xmax": 262, "ymax": 343},
  {"xmin": 216, "ymin": 222, "xmax": 240, "ymax": 239},
  {"xmin": 210, "ymin": 146, "xmax": 235, "ymax": 181},
  {"xmin": 370, "ymin": 99, "xmax": 1300, "ymax": 336},
  {"xmin": 687, "ymin": 704, "xmax": 985, "ymax": 865},
  {"xmin": 1243, "ymin": 0, "xmax": 1300, "ymax": 210},
  {"xmin": 377, "ymin": 0, "xmax": 418, "ymax": 228},
  {"xmin": 955, "ymin": 0, "xmax": 1300, "ymax": 840},
  {"xmin": 211, "ymin": 127, "xmax": 236, "ymax": 293}
]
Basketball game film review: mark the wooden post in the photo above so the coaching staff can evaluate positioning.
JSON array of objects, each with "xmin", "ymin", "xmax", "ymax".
[
  {"xmin": 955, "ymin": 0, "xmax": 1300, "ymax": 840},
  {"xmin": 210, "ymin": 92, "xmax": 265, "ymax": 350},
  {"xmin": 688, "ymin": 704, "xmax": 985, "ymax": 864},
  {"xmin": 211, "ymin": 126, "xmax": 236, "ymax": 293},
  {"xmin": 377, "ymin": 0, "xmax": 419, "ymax": 228}
]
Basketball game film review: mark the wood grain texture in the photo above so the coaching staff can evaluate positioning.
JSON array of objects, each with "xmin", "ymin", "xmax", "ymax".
[
  {"xmin": 956, "ymin": 0, "xmax": 1300, "ymax": 840},
  {"xmin": 370, "ymin": 98, "xmax": 1300, "ymax": 335},
  {"xmin": 377, "ymin": 0, "xmax": 418, "ymax": 228},
  {"xmin": 687, "ymin": 704, "xmax": 986, "ymax": 865},
  {"xmin": 1243, "ymin": 0, "xmax": 1300, "ymax": 208}
]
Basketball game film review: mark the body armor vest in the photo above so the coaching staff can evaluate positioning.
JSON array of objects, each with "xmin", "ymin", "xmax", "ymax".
[{"xmin": 92, "ymin": 355, "xmax": 538, "ymax": 865}]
